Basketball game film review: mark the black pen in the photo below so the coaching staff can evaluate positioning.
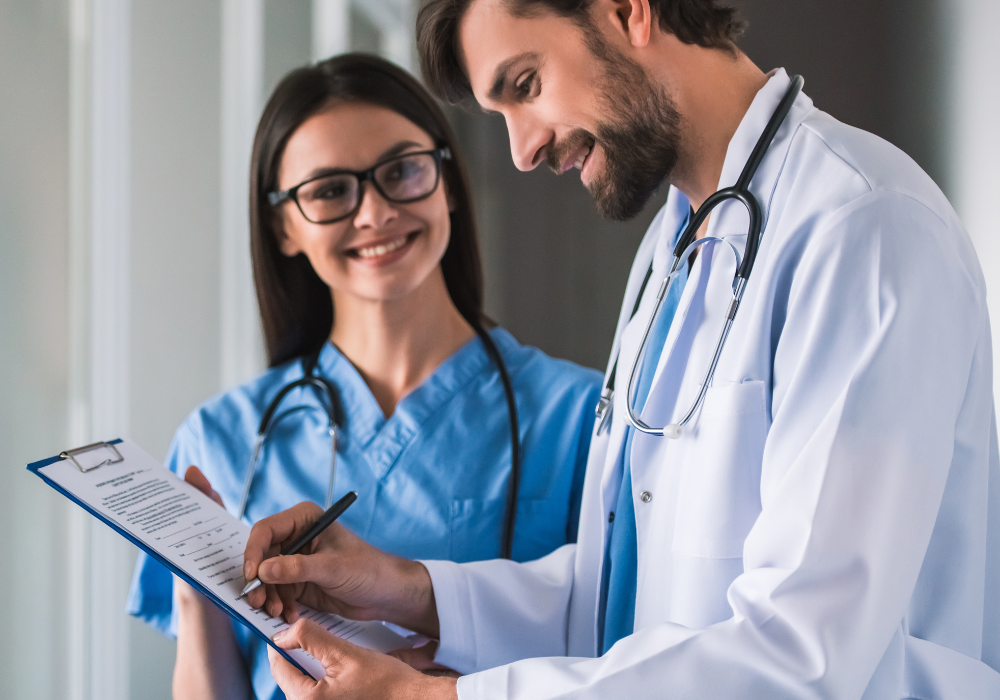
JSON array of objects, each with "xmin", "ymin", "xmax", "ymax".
[{"xmin": 240, "ymin": 490, "xmax": 358, "ymax": 598}]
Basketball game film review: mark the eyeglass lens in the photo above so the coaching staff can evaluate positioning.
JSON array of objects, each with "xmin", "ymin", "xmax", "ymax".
[{"xmin": 295, "ymin": 152, "xmax": 440, "ymax": 224}]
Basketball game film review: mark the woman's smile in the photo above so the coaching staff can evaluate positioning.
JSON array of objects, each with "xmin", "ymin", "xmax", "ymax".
[{"xmin": 344, "ymin": 230, "xmax": 421, "ymax": 267}]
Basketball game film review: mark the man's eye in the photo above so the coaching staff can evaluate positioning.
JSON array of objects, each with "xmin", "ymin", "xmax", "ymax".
[{"xmin": 514, "ymin": 72, "xmax": 537, "ymax": 99}]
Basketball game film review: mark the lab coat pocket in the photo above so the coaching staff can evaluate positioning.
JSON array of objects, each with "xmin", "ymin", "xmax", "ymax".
[{"xmin": 671, "ymin": 380, "xmax": 769, "ymax": 560}]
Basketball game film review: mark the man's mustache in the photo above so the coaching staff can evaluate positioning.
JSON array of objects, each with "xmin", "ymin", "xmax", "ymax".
[{"xmin": 546, "ymin": 128, "xmax": 596, "ymax": 176}]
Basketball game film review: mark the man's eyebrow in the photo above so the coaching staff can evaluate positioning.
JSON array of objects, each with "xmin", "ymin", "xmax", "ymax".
[{"xmin": 487, "ymin": 52, "xmax": 537, "ymax": 102}]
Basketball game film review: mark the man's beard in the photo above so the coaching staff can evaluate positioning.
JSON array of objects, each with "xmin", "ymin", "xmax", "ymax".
[{"xmin": 549, "ymin": 25, "xmax": 682, "ymax": 221}]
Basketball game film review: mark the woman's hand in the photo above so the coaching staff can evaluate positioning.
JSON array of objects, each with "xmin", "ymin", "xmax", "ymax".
[
  {"xmin": 242, "ymin": 502, "xmax": 440, "ymax": 637},
  {"xmin": 268, "ymin": 619, "xmax": 457, "ymax": 700},
  {"xmin": 173, "ymin": 465, "xmax": 252, "ymax": 700},
  {"xmin": 184, "ymin": 465, "xmax": 225, "ymax": 507}
]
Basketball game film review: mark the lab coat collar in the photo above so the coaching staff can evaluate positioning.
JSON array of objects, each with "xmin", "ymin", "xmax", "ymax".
[{"xmin": 714, "ymin": 68, "xmax": 815, "ymax": 233}]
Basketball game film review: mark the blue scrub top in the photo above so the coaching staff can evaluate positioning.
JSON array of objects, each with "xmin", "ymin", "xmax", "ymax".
[{"xmin": 127, "ymin": 327, "xmax": 600, "ymax": 700}]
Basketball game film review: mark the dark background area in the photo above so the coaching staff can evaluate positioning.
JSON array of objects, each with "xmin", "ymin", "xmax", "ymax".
[{"xmin": 451, "ymin": 0, "xmax": 951, "ymax": 372}]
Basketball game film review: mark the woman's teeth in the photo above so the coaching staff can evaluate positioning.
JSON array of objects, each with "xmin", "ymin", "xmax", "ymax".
[{"xmin": 355, "ymin": 236, "xmax": 409, "ymax": 259}]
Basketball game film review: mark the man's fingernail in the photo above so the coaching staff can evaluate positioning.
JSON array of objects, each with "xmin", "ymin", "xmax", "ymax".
[
  {"xmin": 261, "ymin": 561, "xmax": 276, "ymax": 580},
  {"xmin": 244, "ymin": 562, "xmax": 252, "ymax": 579},
  {"xmin": 273, "ymin": 629, "xmax": 286, "ymax": 643}
]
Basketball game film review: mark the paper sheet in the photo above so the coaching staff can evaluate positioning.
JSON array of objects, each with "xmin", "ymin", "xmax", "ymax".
[{"xmin": 33, "ymin": 439, "xmax": 410, "ymax": 679}]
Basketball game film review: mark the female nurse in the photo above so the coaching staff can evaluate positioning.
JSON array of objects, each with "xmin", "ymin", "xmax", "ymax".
[{"xmin": 126, "ymin": 53, "xmax": 601, "ymax": 700}]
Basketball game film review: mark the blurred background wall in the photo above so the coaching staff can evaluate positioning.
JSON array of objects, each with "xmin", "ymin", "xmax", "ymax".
[{"xmin": 0, "ymin": 0, "xmax": 996, "ymax": 698}]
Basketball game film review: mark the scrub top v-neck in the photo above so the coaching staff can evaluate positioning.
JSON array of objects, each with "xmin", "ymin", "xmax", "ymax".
[{"xmin": 127, "ymin": 327, "xmax": 601, "ymax": 700}]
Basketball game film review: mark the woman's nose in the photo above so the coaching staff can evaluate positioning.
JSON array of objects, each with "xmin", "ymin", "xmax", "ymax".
[{"xmin": 351, "ymin": 182, "xmax": 399, "ymax": 230}]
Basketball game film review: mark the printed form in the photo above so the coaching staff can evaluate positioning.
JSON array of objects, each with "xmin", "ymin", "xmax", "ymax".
[{"xmin": 33, "ymin": 439, "xmax": 410, "ymax": 679}]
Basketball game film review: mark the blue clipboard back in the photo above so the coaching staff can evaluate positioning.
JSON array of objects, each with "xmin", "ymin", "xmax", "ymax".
[{"xmin": 28, "ymin": 439, "xmax": 412, "ymax": 680}]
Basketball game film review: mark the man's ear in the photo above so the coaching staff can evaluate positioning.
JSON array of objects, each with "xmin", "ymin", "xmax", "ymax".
[{"xmin": 597, "ymin": 0, "xmax": 652, "ymax": 49}]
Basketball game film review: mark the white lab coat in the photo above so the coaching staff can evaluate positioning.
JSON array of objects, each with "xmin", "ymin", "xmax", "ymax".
[{"xmin": 422, "ymin": 69, "xmax": 1000, "ymax": 699}]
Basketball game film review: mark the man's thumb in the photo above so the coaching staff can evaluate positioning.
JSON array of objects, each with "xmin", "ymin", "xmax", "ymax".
[{"xmin": 274, "ymin": 618, "xmax": 348, "ymax": 667}]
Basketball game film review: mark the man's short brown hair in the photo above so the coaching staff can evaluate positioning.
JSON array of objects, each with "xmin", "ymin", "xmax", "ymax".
[{"xmin": 417, "ymin": 0, "xmax": 746, "ymax": 103}]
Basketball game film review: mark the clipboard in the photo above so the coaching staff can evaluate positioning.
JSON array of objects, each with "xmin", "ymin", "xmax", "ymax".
[{"xmin": 28, "ymin": 438, "xmax": 410, "ymax": 680}]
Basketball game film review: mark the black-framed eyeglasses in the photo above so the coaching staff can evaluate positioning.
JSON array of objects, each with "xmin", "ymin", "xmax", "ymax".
[{"xmin": 268, "ymin": 147, "xmax": 452, "ymax": 225}]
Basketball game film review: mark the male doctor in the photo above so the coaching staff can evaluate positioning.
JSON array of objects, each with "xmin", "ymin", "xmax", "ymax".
[{"xmin": 242, "ymin": 1, "xmax": 1000, "ymax": 698}]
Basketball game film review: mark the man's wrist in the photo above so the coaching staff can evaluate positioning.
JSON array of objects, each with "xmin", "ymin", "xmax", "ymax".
[
  {"xmin": 382, "ymin": 558, "xmax": 439, "ymax": 638},
  {"xmin": 406, "ymin": 674, "xmax": 458, "ymax": 700}
]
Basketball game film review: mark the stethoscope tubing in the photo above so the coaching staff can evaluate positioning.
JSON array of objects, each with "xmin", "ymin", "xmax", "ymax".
[
  {"xmin": 237, "ymin": 329, "xmax": 522, "ymax": 560},
  {"xmin": 621, "ymin": 75, "xmax": 803, "ymax": 438},
  {"xmin": 238, "ymin": 373, "xmax": 342, "ymax": 521}
]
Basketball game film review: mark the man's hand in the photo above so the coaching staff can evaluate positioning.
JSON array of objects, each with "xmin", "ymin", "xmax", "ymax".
[
  {"xmin": 269, "ymin": 619, "xmax": 457, "ymax": 700},
  {"xmin": 243, "ymin": 501, "xmax": 440, "ymax": 637}
]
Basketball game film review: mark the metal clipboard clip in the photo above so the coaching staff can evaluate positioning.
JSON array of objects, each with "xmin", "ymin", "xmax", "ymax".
[{"xmin": 59, "ymin": 441, "xmax": 124, "ymax": 473}]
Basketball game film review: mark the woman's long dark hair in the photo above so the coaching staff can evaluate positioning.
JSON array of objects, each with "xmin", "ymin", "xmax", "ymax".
[{"xmin": 250, "ymin": 53, "xmax": 485, "ymax": 367}]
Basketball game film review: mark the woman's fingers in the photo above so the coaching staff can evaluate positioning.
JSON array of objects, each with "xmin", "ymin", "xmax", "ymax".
[{"xmin": 184, "ymin": 465, "xmax": 224, "ymax": 507}]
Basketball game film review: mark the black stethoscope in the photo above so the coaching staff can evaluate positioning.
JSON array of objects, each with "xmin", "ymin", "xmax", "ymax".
[
  {"xmin": 595, "ymin": 75, "xmax": 804, "ymax": 438},
  {"xmin": 237, "ymin": 327, "xmax": 523, "ymax": 559}
]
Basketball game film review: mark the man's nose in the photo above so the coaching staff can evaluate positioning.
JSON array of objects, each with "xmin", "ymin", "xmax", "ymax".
[
  {"xmin": 351, "ymin": 183, "xmax": 399, "ymax": 230},
  {"xmin": 505, "ymin": 113, "xmax": 549, "ymax": 172}
]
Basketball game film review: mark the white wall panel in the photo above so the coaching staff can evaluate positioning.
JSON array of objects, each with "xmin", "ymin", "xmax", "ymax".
[
  {"xmin": 946, "ymin": 0, "xmax": 1000, "ymax": 399},
  {"xmin": 0, "ymin": 3, "xmax": 73, "ymax": 698},
  {"xmin": 220, "ymin": 0, "xmax": 266, "ymax": 388},
  {"xmin": 127, "ymin": 0, "xmax": 225, "ymax": 696}
]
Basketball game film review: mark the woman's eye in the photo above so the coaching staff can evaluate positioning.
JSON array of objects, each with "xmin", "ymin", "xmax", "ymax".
[
  {"xmin": 384, "ymin": 159, "xmax": 421, "ymax": 182},
  {"xmin": 312, "ymin": 181, "xmax": 349, "ymax": 200}
]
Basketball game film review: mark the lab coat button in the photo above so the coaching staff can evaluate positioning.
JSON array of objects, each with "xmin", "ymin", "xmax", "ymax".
[
  {"xmin": 608, "ymin": 511, "xmax": 615, "ymax": 523},
  {"xmin": 640, "ymin": 491, "xmax": 652, "ymax": 503}
]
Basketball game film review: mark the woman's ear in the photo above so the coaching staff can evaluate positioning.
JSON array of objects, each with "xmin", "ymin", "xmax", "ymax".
[
  {"xmin": 273, "ymin": 212, "xmax": 302, "ymax": 257},
  {"xmin": 278, "ymin": 235, "xmax": 301, "ymax": 256}
]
